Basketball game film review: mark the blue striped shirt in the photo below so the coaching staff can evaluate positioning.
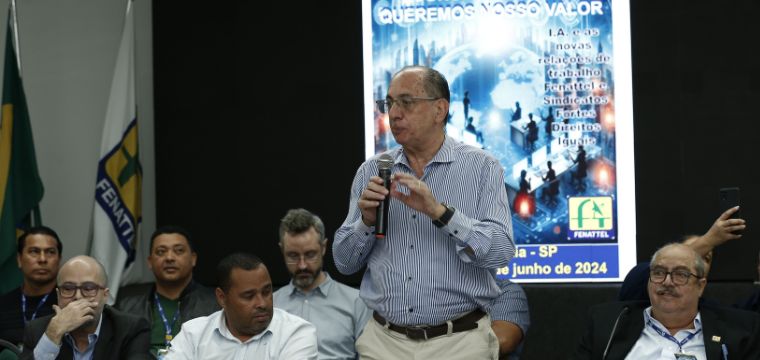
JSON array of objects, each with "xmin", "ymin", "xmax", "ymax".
[
  {"xmin": 333, "ymin": 136, "xmax": 514, "ymax": 326},
  {"xmin": 487, "ymin": 279, "xmax": 530, "ymax": 335}
]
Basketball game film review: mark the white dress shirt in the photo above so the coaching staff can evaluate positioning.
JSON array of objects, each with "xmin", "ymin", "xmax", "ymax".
[{"xmin": 165, "ymin": 308, "xmax": 317, "ymax": 360}]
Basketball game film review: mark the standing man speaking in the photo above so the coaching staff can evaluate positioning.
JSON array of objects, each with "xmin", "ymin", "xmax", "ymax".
[{"xmin": 333, "ymin": 65, "xmax": 514, "ymax": 359}]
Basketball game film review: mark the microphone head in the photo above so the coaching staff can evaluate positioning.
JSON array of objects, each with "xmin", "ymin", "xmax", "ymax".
[{"xmin": 377, "ymin": 153, "xmax": 394, "ymax": 170}]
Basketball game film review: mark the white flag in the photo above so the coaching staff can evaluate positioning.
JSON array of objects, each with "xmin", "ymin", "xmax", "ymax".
[{"xmin": 89, "ymin": 0, "xmax": 141, "ymax": 302}]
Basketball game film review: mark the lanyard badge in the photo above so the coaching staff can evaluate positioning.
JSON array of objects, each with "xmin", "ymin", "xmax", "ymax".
[
  {"xmin": 21, "ymin": 292, "xmax": 50, "ymax": 325},
  {"xmin": 154, "ymin": 292, "xmax": 181, "ymax": 345},
  {"xmin": 674, "ymin": 353, "xmax": 697, "ymax": 360}
]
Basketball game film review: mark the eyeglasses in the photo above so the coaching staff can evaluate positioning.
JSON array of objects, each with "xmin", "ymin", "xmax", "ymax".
[
  {"xmin": 649, "ymin": 268, "xmax": 701, "ymax": 286},
  {"xmin": 284, "ymin": 252, "xmax": 320, "ymax": 265},
  {"xmin": 376, "ymin": 96, "xmax": 440, "ymax": 113},
  {"xmin": 58, "ymin": 282, "xmax": 105, "ymax": 298}
]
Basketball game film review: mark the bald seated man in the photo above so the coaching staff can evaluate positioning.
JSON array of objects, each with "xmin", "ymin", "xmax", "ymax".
[{"xmin": 20, "ymin": 255, "xmax": 151, "ymax": 360}]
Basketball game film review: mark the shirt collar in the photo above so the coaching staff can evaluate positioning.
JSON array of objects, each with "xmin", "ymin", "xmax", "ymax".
[
  {"xmin": 217, "ymin": 309, "xmax": 274, "ymax": 344},
  {"xmin": 151, "ymin": 279, "xmax": 196, "ymax": 300},
  {"xmin": 394, "ymin": 135, "xmax": 455, "ymax": 169},
  {"xmin": 64, "ymin": 312, "xmax": 104, "ymax": 348},
  {"xmin": 286, "ymin": 272, "xmax": 332, "ymax": 298},
  {"xmin": 644, "ymin": 306, "xmax": 703, "ymax": 333}
]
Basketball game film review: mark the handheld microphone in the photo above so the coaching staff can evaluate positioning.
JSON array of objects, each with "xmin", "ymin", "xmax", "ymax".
[
  {"xmin": 602, "ymin": 306, "xmax": 630, "ymax": 360},
  {"xmin": 375, "ymin": 154, "xmax": 393, "ymax": 239}
]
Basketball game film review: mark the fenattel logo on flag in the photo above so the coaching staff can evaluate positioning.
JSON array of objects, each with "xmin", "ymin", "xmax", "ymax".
[
  {"xmin": 94, "ymin": 118, "xmax": 141, "ymax": 266},
  {"xmin": 568, "ymin": 196, "xmax": 615, "ymax": 240}
]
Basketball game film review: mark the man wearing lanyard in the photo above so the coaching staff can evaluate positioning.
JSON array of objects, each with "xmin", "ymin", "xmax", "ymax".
[
  {"xmin": 573, "ymin": 243, "xmax": 760, "ymax": 360},
  {"xmin": 115, "ymin": 226, "xmax": 219, "ymax": 357},
  {"xmin": 0, "ymin": 226, "xmax": 62, "ymax": 347}
]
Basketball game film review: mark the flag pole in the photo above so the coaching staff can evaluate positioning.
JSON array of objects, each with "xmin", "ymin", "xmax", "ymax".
[{"xmin": 10, "ymin": 0, "xmax": 21, "ymax": 75}]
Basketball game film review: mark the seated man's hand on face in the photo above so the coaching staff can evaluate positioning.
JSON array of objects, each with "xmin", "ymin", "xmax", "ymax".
[{"xmin": 44, "ymin": 299, "xmax": 98, "ymax": 344}]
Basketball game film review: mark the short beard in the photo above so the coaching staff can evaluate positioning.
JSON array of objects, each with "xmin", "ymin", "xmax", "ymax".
[{"xmin": 293, "ymin": 270, "xmax": 318, "ymax": 289}]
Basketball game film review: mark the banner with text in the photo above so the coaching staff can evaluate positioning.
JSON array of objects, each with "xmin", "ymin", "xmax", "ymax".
[{"xmin": 362, "ymin": 0, "xmax": 637, "ymax": 282}]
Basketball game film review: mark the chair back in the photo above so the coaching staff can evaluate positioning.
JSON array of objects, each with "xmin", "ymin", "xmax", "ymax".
[{"xmin": 0, "ymin": 339, "xmax": 20, "ymax": 360}]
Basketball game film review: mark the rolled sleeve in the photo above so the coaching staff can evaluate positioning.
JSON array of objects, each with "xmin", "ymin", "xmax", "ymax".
[
  {"xmin": 487, "ymin": 281, "xmax": 530, "ymax": 335},
  {"xmin": 448, "ymin": 159, "xmax": 514, "ymax": 268},
  {"xmin": 333, "ymin": 165, "xmax": 378, "ymax": 275}
]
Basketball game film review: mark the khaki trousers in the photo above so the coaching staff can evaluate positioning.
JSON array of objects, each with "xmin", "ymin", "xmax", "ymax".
[{"xmin": 356, "ymin": 313, "xmax": 499, "ymax": 360}]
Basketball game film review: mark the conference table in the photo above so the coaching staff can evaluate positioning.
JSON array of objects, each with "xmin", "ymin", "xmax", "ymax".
[{"xmin": 511, "ymin": 118, "xmax": 538, "ymax": 149}]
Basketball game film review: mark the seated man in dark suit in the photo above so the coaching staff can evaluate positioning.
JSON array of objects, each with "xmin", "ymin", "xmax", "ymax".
[
  {"xmin": 115, "ymin": 226, "xmax": 218, "ymax": 357},
  {"xmin": 573, "ymin": 243, "xmax": 760, "ymax": 359},
  {"xmin": 20, "ymin": 255, "xmax": 150, "ymax": 360}
]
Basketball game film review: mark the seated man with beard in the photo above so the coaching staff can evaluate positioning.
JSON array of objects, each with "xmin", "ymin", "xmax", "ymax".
[{"xmin": 273, "ymin": 209, "xmax": 370, "ymax": 360}]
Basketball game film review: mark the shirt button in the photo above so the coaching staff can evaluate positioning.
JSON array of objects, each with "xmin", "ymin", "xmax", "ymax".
[
  {"xmin": 410, "ymin": 245, "xmax": 414, "ymax": 249},
  {"xmin": 412, "ymin": 214, "xmax": 417, "ymax": 219},
  {"xmin": 454, "ymin": 230, "xmax": 458, "ymax": 234},
  {"xmin": 408, "ymin": 308, "xmax": 414, "ymax": 313},
  {"xmin": 407, "ymin": 276, "xmax": 412, "ymax": 281},
  {"xmin": 365, "ymin": 232, "xmax": 370, "ymax": 236}
]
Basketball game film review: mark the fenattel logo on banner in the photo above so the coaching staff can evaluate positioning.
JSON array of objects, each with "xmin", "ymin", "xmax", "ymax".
[
  {"xmin": 94, "ymin": 118, "xmax": 141, "ymax": 266},
  {"xmin": 568, "ymin": 196, "xmax": 614, "ymax": 240}
]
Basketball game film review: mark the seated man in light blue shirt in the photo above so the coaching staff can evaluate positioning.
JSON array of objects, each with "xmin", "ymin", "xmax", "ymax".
[
  {"xmin": 20, "ymin": 255, "xmax": 151, "ymax": 360},
  {"xmin": 273, "ymin": 208, "xmax": 370, "ymax": 360},
  {"xmin": 166, "ymin": 252, "xmax": 318, "ymax": 360}
]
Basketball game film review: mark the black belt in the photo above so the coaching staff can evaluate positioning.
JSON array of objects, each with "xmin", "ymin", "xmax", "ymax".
[{"xmin": 372, "ymin": 309, "xmax": 485, "ymax": 340}]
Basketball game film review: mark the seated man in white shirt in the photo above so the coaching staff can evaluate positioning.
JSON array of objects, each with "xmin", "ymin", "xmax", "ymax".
[
  {"xmin": 273, "ymin": 208, "xmax": 371, "ymax": 360},
  {"xmin": 165, "ymin": 253, "xmax": 318, "ymax": 360},
  {"xmin": 573, "ymin": 243, "xmax": 760, "ymax": 359}
]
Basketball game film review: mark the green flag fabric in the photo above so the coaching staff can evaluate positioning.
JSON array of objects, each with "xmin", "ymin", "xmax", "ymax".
[{"xmin": 0, "ymin": 17, "xmax": 44, "ymax": 295}]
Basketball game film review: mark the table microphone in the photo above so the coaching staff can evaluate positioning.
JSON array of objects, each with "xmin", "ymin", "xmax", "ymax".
[{"xmin": 602, "ymin": 306, "xmax": 630, "ymax": 360}]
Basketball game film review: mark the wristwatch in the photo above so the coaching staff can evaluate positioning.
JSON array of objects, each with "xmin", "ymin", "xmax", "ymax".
[{"xmin": 432, "ymin": 202, "xmax": 455, "ymax": 228}]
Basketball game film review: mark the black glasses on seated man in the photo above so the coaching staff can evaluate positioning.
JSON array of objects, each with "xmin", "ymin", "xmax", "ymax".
[
  {"xmin": 58, "ymin": 282, "xmax": 106, "ymax": 298},
  {"xmin": 649, "ymin": 267, "xmax": 701, "ymax": 286}
]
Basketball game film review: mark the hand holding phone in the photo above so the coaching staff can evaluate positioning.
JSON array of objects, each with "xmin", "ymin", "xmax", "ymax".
[
  {"xmin": 719, "ymin": 187, "xmax": 742, "ymax": 235},
  {"xmin": 719, "ymin": 187, "xmax": 740, "ymax": 217}
]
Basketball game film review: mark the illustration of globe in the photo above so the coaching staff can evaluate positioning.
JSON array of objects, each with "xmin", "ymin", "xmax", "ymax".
[
  {"xmin": 434, "ymin": 43, "xmax": 545, "ymax": 164},
  {"xmin": 435, "ymin": 43, "xmax": 544, "ymax": 120}
]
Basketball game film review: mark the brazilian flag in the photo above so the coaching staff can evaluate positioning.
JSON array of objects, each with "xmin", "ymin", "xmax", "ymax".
[{"xmin": 0, "ymin": 16, "xmax": 44, "ymax": 295}]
